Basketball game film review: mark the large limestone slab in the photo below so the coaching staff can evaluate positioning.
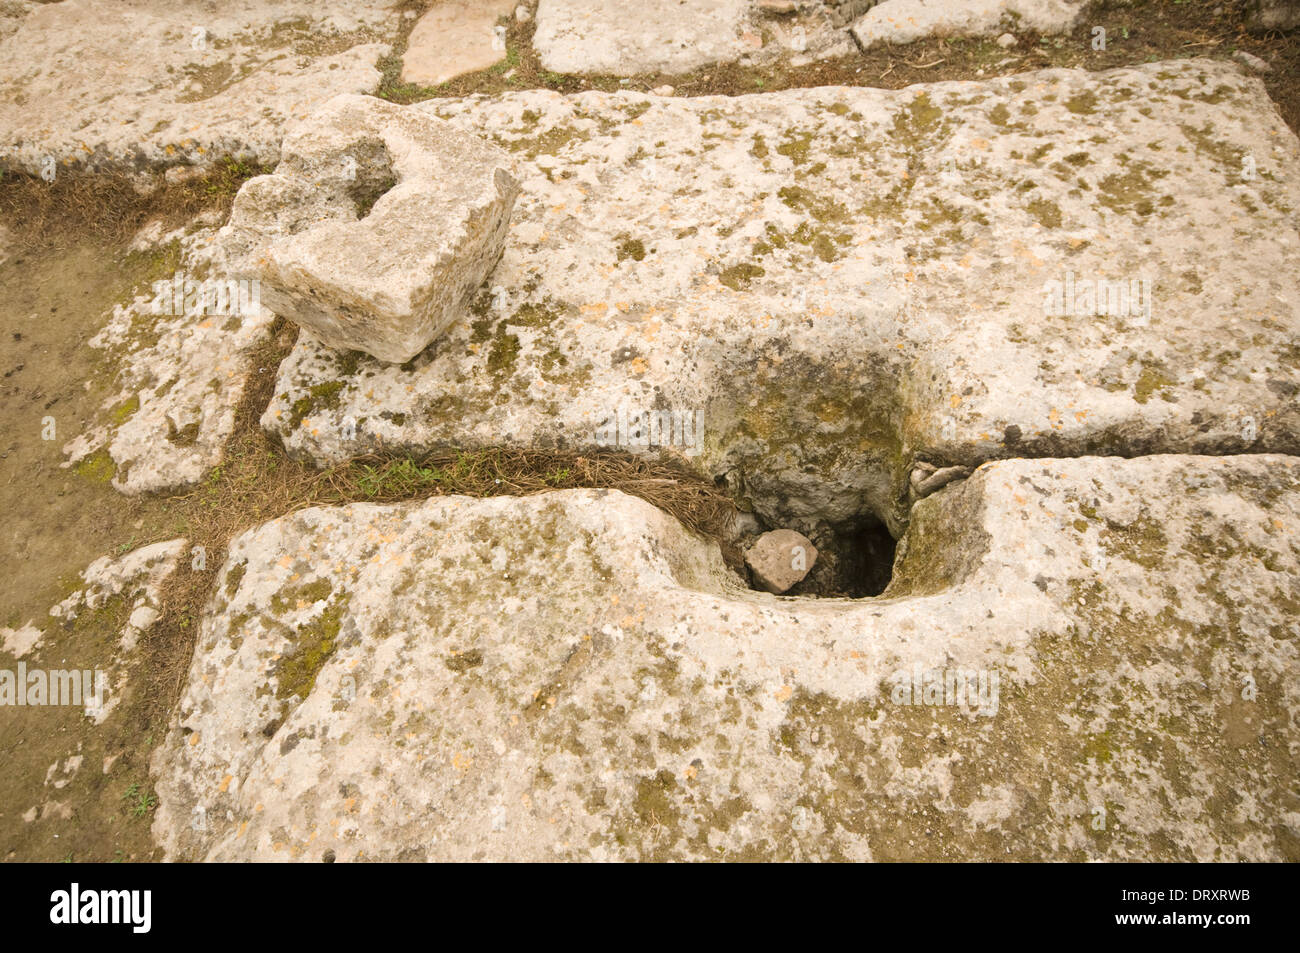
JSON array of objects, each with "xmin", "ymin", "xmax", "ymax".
[
  {"xmin": 62, "ymin": 223, "xmax": 276, "ymax": 494},
  {"xmin": 0, "ymin": 0, "xmax": 398, "ymax": 174},
  {"xmin": 151, "ymin": 454, "xmax": 1300, "ymax": 861},
  {"xmin": 533, "ymin": 0, "xmax": 752, "ymax": 75},
  {"xmin": 401, "ymin": 0, "xmax": 517, "ymax": 86},
  {"xmin": 851, "ymin": 0, "xmax": 1085, "ymax": 48},
  {"xmin": 223, "ymin": 94, "xmax": 521, "ymax": 364},
  {"xmin": 264, "ymin": 61, "xmax": 1300, "ymax": 535}
]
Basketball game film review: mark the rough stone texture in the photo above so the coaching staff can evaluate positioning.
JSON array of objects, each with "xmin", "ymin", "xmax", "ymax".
[
  {"xmin": 750, "ymin": 1, "xmax": 860, "ymax": 64},
  {"xmin": 534, "ymin": 0, "xmax": 751, "ymax": 74},
  {"xmin": 62, "ymin": 224, "xmax": 276, "ymax": 494},
  {"xmin": 50, "ymin": 539, "xmax": 188, "ymax": 724},
  {"xmin": 0, "ymin": 1, "xmax": 34, "ymax": 43},
  {"xmin": 264, "ymin": 61, "xmax": 1300, "ymax": 537},
  {"xmin": 852, "ymin": 0, "xmax": 1084, "ymax": 48},
  {"xmin": 745, "ymin": 528, "xmax": 818, "ymax": 593},
  {"xmin": 0, "ymin": 0, "xmax": 397, "ymax": 174},
  {"xmin": 223, "ymin": 94, "xmax": 521, "ymax": 364},
  {"xmin": 152, "ymin": 454, "xmax": 1300, "ymax": 861},
  {"xmin": 1247, "ymin": 0, "xmax": 1300, "ymax": 32},
  {"xmin": 401, "ymin": 0, "xmax": 517, "ymax": 86}
]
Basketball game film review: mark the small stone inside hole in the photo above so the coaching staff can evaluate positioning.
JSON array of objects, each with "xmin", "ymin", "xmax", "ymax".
[{"xmin": 741, "ymin": 517, "xmax": 897, "ymax": 598}]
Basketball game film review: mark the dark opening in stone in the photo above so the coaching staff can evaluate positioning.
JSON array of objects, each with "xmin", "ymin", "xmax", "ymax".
[
  {"xmin": 343, "ymin": 137, "xmax": 397, "ymax": 219},
  {"xmin": 739, "ymin": 514, "xmax": 898, "ymax": 599}
]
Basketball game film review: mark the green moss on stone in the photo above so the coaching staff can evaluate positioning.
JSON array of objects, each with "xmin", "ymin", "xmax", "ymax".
[
  {"xmin": 616, "ymin": 237, "xmax": 647, "ymax": 262},
  {"xmin": 289, "ymin": 381, "xmax": 346, "ymax": 429},
  {"xmin": 487, "ymin": 331, "xmax": 521, "ymax": 375},
  {"xmin": 274, "ymin": 594, "xmax": 349, "ymax": 701},
  {"xmin": 74, "ymin": 449, "xmax": 116, "ymax": 483},
  {"xmin": 719, "ymin": 262, "xmax": 765, "ymax": 291}
]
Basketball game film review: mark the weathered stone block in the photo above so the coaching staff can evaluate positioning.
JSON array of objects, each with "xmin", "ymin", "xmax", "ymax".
[
  {"xmin": 851, "ymin": 0, "xmax": 1084, "ymax": 48},
  {"xmin": 225, "ymin": 94, "xmax": 520, "ymax": 363},
  {"xmin": 533, "ymin": 0, "xmax": 750, "ymax": 74},
  {"xmin": 401, "ymin": 0, "xmax": 517, "ymax": 86},
  {"xmin": 1247, "ymin": 0, "xmax": 1300, "ymax": 32},
  {"xmin": 0, "ymin": 0, "xmax": 397, "ymax": 174},
  {"xmin": 151, "ymin": 455, "xmax": 1300, "ymax": 861},
  {"xmin": 263, "ymin": 62, "xmax": 1300, "ymax": 536}
]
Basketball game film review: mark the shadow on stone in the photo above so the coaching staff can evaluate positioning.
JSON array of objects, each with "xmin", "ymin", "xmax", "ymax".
[{"xmin": 344, "ymin": 137, "xmax": 397, "ymax": 219}]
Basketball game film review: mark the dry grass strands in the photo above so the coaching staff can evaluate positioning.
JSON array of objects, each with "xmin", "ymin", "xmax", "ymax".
[{"xmin": 0, "ymin": 156, "xmax": 269, "ymax": 252}]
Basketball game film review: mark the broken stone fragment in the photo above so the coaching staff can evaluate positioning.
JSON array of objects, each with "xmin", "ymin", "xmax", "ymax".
[
  {"xmin": 1247, "ymin": 0, "xmax": 1300, "ymax": 32},
  {"xmin": 745, "ymin": 529, "xmax": 818, "ymax": 594},
  {"xmin": 852, "ymin": 0, "xmax": 1083, "ymax": 48},
  {"xmin": 533, "ymin": 0, "xmax": 751, "ymax": 74},
  {"xmin": 50, "ymin": 538, "xmax": 188, "ymax": 724},
  {"xmin": 1233, "ymin": 49, "xmax": 1272, "ymax": 73},
  {"xmin": 224, "ymin": 93, "xmax": 521, "ymax": 364},
  {"xmin": 909, "ymin": 463, "xmax": 973, "ymax": 500},
  {"xmin": 401, "ymin": 0, "xmax": 518, "ymax": 86}
]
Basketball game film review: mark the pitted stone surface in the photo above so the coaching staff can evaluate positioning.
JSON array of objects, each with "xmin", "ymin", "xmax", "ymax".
[
  {"xmin": 263, "ymin": 61, "xmax": 1300, "ymax": 534},
  {"xmin": 851, "ymin": 0, "xmax": 1084, "ymax": 48},
  {"xmin": 223, "ymin": 93, "xmax": 521, "ymax": 364},
  {"xmin": 0, "ymin": 3, "xmax": 35, "ymax": 43},
  {"xmin": 0, "ymin": 0, "xmax": 397, "ymax": 174},
  {"xmin": 151, "ymin": 454, "xmax": 1300, "ymax": 861},
  {"xmin": 62, "ymin": 224, "xmax": 276, "ymax": 494},
  {"xmin": 533, "ymin": 0, "xmax": 752, "ymax": 75}
]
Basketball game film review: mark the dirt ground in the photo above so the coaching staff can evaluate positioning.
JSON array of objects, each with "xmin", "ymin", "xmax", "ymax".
[{"xmin": 0, "ymin": 0, "xmax": 1296, "ymax": 861}]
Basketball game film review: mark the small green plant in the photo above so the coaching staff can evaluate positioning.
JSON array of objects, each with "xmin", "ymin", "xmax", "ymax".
[
  {"xmin": 488, "ymin": 47, "xmax": 520, "ymax": 75},
  {"xmin": 204, "ymin": 156, "xmax": 266, "ymax": 197},
  {"xmin": 356, "ymin": 458, "xmax": 445, "ymax": 497},
  {"xmin": 121, "ymin": 783, "xmax": 157, "ymax": 818}
]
